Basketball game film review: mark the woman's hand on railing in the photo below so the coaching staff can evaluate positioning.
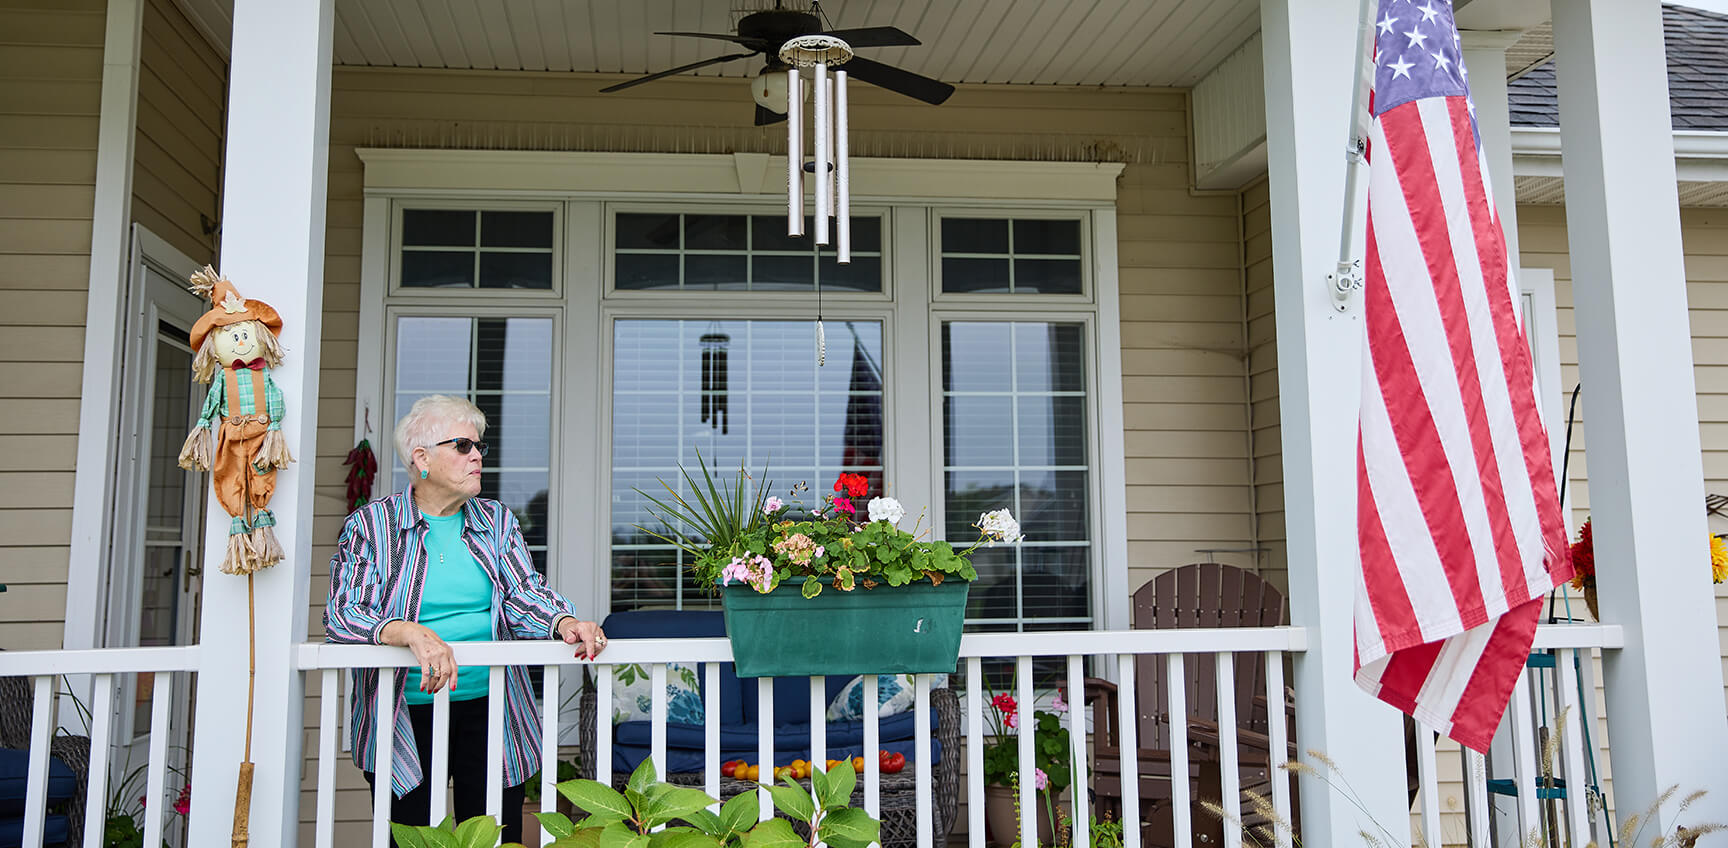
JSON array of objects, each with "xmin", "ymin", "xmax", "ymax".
[
  {"xmin": 379, "ymin": 620, "xmax": 457, "ymax": 694},
  {"xmin": 556, "ymin": 616, "xmax": 608, "ymax": 661}
]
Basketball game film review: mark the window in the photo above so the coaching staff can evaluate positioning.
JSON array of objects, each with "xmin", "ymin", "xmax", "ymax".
[
  {"xmin": 939, "ymin": 216, "xmax": 1085, "ymax": 295},
  {"xmin": 391, "ymin": 315, "xmax": 556, "ymax": 573},
  {"xmin": 398, "ymin": 208, "xmax": 557, "ymax": 290},
  {"xmin": 610, "ymin": 319, "xmax": 885, "ymax": 611},
  {"xmin": 942, "ymin": 322, "xmax": 1092, "ymax": 631},
  {"xmin": 613, "ymin": 211, "xmax": 883, "ymax": 292}
]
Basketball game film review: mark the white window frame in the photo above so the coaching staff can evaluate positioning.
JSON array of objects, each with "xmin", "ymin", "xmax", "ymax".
[
  {"xmin": 354, "ymin": 150, "xmax": 1130, "ymax": 631},
  {"xmin": 930, "ymin": 208, "xmax": 1095, "ymax": 304},
  {"xmin": 378, "ymin": 304, "xmax": 567, "ymax": 574},
  {"xmin": 604, "ymin": 201, "xmax": 895, "ymax": 301},
  {"xmin": 388, "ymin": 199, "xmax": 565, "ymax": 299}
]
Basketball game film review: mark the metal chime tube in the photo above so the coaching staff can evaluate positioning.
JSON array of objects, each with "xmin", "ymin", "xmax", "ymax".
[
  {"xmin": 786, "ymin": 67, "xmax": 803, "ymax": 237},
  {"xmin": 835, "ymin": 69, "xmax": 850, "ymax": 264},
  {"xmin": 813, "ymin": 63, "xmax": 830, "ymax": 245}
]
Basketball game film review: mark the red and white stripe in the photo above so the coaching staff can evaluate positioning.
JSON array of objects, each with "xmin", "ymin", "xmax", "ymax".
[{"xmin": 1355, "ymin": 95, "xmax": 1572, "ymax": 751}]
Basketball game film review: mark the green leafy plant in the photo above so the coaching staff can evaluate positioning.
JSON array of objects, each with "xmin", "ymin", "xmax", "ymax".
[
  {"xmin": 639, "ymin": 462, "xmax": 1020, "ymax": 599},
  {"xmin": 392, "ymin": 757, "xmax": 882, "ymax": 848}
]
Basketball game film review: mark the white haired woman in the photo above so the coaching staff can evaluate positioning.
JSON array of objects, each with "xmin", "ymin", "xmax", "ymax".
[{"xmin": 325, "ymin": 394, "xmax": 605, "ymax": 843}]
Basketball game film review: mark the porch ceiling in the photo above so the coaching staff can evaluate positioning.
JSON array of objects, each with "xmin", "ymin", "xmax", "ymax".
[{"xmin": 175, "ymin": 0, "xmax": 1261, "ymax": 88}]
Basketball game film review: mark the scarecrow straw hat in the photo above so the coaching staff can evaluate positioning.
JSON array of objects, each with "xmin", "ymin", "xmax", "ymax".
[{"xmin": 188, "ymin": 266, "xmax": 282, "ymax": 353}]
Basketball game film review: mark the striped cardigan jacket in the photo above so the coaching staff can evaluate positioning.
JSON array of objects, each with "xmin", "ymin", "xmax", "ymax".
[{"xmin": 324, "ymin": 490, "xmax": 578, "ymax": 797}]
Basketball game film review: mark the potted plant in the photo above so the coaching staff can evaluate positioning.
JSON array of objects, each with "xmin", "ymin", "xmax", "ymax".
[
  {"xmin": 638, "ymin": 455, "xmax": 1022, "ymax": 678},
  {"xmin": 1567, "ymin": 513, "xmax": 1728, "ymax": 620},
  {"xmin": 977, "ymin": 688, "xmax": 1073, "ymax": 847}
]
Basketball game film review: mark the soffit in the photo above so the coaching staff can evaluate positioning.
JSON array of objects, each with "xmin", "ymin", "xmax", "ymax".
[{"xmin": 174, "ymin": 0, "xmax": 1258, "ymax": 87}]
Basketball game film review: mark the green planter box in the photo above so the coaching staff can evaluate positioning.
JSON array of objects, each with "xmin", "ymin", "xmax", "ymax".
[{"xmin": 721, "ymin": 578, "xmax": 970, "ymax": 678}]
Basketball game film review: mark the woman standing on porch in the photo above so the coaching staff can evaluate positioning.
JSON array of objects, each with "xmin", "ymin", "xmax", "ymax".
[{"xmin": 324, "ymin": 394, "xmax": 607, "ymax": 843}]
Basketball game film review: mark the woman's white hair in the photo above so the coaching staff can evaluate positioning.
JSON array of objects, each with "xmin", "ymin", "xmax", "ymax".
[{"xmin": 394, "ymin": 394, "xmax": 488, "ymax": 473}]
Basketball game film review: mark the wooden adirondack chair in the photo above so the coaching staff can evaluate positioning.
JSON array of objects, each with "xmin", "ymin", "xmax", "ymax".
[{"xmin": 1086, "ymin": 563, "xmax": 1295, "ymax": 847}]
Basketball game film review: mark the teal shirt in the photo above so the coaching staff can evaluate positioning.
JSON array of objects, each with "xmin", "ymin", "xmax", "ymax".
[{"xmin": 406, "ymin": 512, "xmax": 493, "ymax": 704}]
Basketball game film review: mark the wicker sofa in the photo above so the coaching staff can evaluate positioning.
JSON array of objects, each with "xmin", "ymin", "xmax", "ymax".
[
  {"xmin": 0, "ymin": 676, "xmax": 86, "ymax": 848},
  {"xmin": 575, "ymin": 610, "xmax": 960, "ymax": 847}
]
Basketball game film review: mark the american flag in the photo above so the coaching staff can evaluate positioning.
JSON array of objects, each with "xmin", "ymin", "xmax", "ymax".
[{"xmin": 1354, "ymin": 0, "xmax": 1573, "ymax": 752}]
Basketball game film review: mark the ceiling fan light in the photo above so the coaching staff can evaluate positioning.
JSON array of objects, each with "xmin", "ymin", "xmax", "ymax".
[{"xmin": 751, "ymin": 69, "xmax": 789, "ymax": 113}]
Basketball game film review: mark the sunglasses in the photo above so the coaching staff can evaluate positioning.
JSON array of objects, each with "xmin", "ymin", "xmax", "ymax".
[{"xmin": 432, "ymin": 437, "xmax": 490, "ymax": 457}]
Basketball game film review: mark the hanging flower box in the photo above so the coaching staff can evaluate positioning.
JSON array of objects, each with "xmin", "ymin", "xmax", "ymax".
[{"xmin": 637, "ymin": 456, "xmax": 1021, "ymax": 678}]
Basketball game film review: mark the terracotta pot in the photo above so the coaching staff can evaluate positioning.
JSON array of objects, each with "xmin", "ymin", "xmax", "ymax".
[
  {"xmin": 982, "ymin": 784, "xmax": 1069, "ymax": 847},
  {"xmin": 519, "ymin": 795, "xmax": 575, "ymax": 845}
]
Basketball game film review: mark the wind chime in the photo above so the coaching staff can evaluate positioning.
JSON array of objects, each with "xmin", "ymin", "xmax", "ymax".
[
  {"xmin": 699, "ymin": 327, "xmax": 730, "ymax": 434},
  {"xmin": 779, "ymin": 30, "xmax": 853, "ymax": 366}
]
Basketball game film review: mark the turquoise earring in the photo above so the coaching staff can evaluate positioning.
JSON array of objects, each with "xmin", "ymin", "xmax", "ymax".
[{"xmin": 420, "ymin": 469, "xmax": 428, "ymax": 479}]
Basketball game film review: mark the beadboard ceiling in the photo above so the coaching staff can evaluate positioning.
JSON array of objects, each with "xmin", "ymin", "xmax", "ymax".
[{"xmin": 175, "ymin": 0, "xmax": 1265, "ymax": 88}]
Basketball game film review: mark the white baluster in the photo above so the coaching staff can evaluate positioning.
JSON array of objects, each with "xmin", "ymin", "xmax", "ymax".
[
  {"xmin": 1066, "ymin": 656, "xmax": 1090, "ymax": 848},
  {"xmin": 83, "ymin": 674, "xmax": 116, "ymax": 847},
  {"xmin": 488, "ymin": 666, "xmax": 506, "ymax": 827},
  {"xmin": 373, "ymin": 667, "xmax": 396, "ymax": 848},
  {"xmin": 315, "ymin": 668, "xmax": 339, "ymax": 848},
  {"xmin": 540, "ymin": 665, "xmax": 560, "ymax": 846},
  {"xmin": 915, "ymin": 674, "xmax": 932, "ymax": 848},
  {"xmin": 864, "ymin": 672, "xmax": 881, "ymax": 822},
  {"xmin": 1507, "ymin": 667, "xmax": 1542, "ymax": 842},
  {"xmin": 1417, "ymin": 723, "xmax": 1441, "ymax": 848},
  {"xmin": 21, "ymin": 676, "xmax": 52, "ymax": 848},
  {"xmin": 705, "ymin": 663, "xmax": 720, "ymax": 810},
  {"xmin": 1162, "ymin": 654, "xmax": 1184, "ymax": 848},
  {"xmin": 1556, "ymin": 649, "xmax": 1593, "ymax": 846},
  {"xmin": 1263, "ymin": 652, "xmax": 1292, "ymax": 848},
  {"xmin": 1017, "ymin": 657, "xmax": 1036, "ymax": 848},
  {"xmin": 142, "ymin": 672, "xmax": 172, "ymax": 848},
  {"xmin": 965, "ymin": 658, "xmax": 983, "ymax": 848},
  {"xmin": 1215, "ymin": 652, "xmax": 1241, "ymax": 848},
  {"xmin": 431, "ymin": 688, "xmax": 451, "ymax": 824}
]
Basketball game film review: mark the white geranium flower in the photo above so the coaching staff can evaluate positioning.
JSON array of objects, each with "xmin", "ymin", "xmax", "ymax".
[
  {"xmin": 977, "ymin": 509, "xmax": 1023, "ymax": 545},
  {"xmin": 867, "ymin": 496, "xmax": 906, "ymax": 526}
]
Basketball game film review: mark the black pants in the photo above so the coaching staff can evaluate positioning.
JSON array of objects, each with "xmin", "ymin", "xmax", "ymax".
[{"xmin": 363, "ymin": 696, "xmax": 526, "ymax": 845}]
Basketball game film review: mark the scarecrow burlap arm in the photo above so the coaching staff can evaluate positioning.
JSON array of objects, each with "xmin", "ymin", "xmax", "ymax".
[{"xmin": 178, "ymin": 378, "xmax": 225, "ymax": 471}]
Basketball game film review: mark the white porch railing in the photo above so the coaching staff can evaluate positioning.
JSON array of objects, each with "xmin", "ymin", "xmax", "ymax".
[
  {"xmin": 0, "ymin": 646, "xmax": 201, "ymax": 848},
  {"xmin": 0, "ymin": 623, "xmax": 1619, "ymax": 848}
]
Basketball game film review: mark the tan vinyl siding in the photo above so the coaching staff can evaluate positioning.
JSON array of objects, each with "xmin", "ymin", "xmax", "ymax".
[
  {"xmin": 1242, "ymin": 176, "xmax": 1284, "ymax": 590},
  {"xmin": 132, "ymin": 0, "xmax": 223, "ymax": 264},
  {"xmin": 304, "ymin": 67, "xmax": 1257, "ymax": 840},
  {"xmin": 0, "ymin": 0, "xmax": 105, "ymax": 650}
]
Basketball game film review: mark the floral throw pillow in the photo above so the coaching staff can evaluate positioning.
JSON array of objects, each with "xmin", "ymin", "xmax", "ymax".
[
  {"xmin": 826, "ymin": 673, "xmax": 936, "ymax": 722},
  {"xmin": 611, "ymin": 663, "xmax": 705, "ymax": 726}
]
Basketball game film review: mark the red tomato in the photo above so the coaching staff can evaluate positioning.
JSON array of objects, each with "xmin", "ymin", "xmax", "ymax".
[
  {"xmin": 721, "ymin": 760, "xmax": 739, "ymax": 777},
  {"xmin": 883, "ymin": 752, "xmax": 906, "ymax": 774}
]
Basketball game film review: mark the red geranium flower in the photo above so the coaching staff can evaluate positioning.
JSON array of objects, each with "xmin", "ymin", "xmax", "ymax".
[{"xmin": 834, "ymin": 473, "xmax": 869, "ymax": 498}]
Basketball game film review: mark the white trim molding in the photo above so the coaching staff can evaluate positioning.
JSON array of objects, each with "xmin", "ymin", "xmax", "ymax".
[
  {"xmin": 65, "ymin": 0, "xmax": 144, "ymax": 656},
  {"xmin": 355, "ymin": 149, "xmax": 1126, "ymax": 205},
  {"xmin": 1512, "ymin": 126, "xmax": 1728, "ymax": 182}
]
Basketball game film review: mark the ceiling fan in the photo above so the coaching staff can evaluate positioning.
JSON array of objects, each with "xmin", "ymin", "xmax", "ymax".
[{"xmin": 599, "ymin": 2, "xmax": 956, "ymax": 126}]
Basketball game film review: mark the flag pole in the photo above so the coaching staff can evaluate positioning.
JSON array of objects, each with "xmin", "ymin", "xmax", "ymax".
[{"xmin": 1331, "ymin": 0, "xmax": 1377, "ymax": 311}]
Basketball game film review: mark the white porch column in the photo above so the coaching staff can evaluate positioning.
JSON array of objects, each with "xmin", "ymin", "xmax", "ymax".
[
  {"xmin": 1459, "ymin": 31, "xmax": 1523, "ymax": 261},
  {"xmin": 1551, "ymin": 0, "xmax": 1728, "ymax": 829},
  {"xmin": 1259, "ymin": 0, "xmax": 1411, "ymax": 842},
  {"xmin": 186, "ymin": 2, "xmax": 334, "ymax": 846}
]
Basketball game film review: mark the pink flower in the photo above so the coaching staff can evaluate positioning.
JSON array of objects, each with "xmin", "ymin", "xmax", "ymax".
[
  {"xmin": 1005, "ymin": 711, "xmax": 1018, "ymax": 729},
  {"xmin": 172, "ymin": 783, "xmax": 191, "ymax": 815},
  {"xmin": 1034, "ymin": 768, "xmax": 1049, "ymax": 790},
  {"xmin": 833, "ymin": 497, "xmax": 856, "ymax": 516},
  {"xmin": 763, "ymin": 496, "xmax": 784, "ymax": 514},
  {"xmin": 1051, "ymin": 690, "xmax": 1068, "ymax": 715},
  {"xmin": 814, "ymin": 546, "xmax": 825, "ymax": 558}
]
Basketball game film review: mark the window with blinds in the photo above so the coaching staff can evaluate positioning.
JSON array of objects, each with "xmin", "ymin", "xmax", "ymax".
[
  {"xmin": 392, "ymin": 315, "xmax": 556, "ymax": 574},
  {"xmin": 610, "ymin": 319, "xmax": 885, "ymax": 611},
  {"xmin": 942, "ymin": 322, "xmax": 1092, "ymax": 631}
]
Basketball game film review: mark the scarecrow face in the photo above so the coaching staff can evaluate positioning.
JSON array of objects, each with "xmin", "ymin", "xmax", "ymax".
[{"xmin": 213, "ymin": 320, "xmax": 264, "ymax": 366}]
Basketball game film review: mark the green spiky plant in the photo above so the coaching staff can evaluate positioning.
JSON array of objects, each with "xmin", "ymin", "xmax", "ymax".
[{"xmin": 633, "ymin": 449, "xmax": 774, "ymax": 588}]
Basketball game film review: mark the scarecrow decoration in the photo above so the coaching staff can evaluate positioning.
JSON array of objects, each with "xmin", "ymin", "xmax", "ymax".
[
  {"xmin": 174, "ymin": 265, "xmax": 292, "ymax": 848},
  {"xmin": 177, "ymin": 265, "xmax": 293, "ymax": 573}
]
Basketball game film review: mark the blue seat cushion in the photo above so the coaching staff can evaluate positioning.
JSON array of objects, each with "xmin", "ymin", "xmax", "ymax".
[
  {"xmin": 0, "ymin": 749, "xmax": 76, "ymax": 816},
  {"xmin": 601, "ymin": 610, "xmax": 743, "ymax": 725},
  {"xmin": 610, "ymin": 708, "xmax": 941, "ymax": 775},
  {"xmin": 0, "ymin": 814, "xmax": 71, "ymax": 848}
]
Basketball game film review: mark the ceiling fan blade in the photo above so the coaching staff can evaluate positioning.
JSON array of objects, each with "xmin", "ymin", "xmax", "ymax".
[
  {"xmin": 755, "ymin": 104, "xmax": 787, "ymax": 127},
  {"xmin": 820, "ymin": 26, "xmax": 920, "ymax": 48},
  {"xmin": 655, "ymin": 31, "xmax": 775, "ymax": 52},
  {"xmin": 839, "ymin": 56, "xmax": 955, "ymax": 106},
  {"xmin": 599, "ymin": 52, "xmax": 756, "ymax": 93}
]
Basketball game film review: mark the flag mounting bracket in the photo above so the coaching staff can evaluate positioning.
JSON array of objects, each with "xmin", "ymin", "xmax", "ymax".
[{"xmin": 1330, "ymin": 258, "xmax": 1363, "ymax": 311}]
